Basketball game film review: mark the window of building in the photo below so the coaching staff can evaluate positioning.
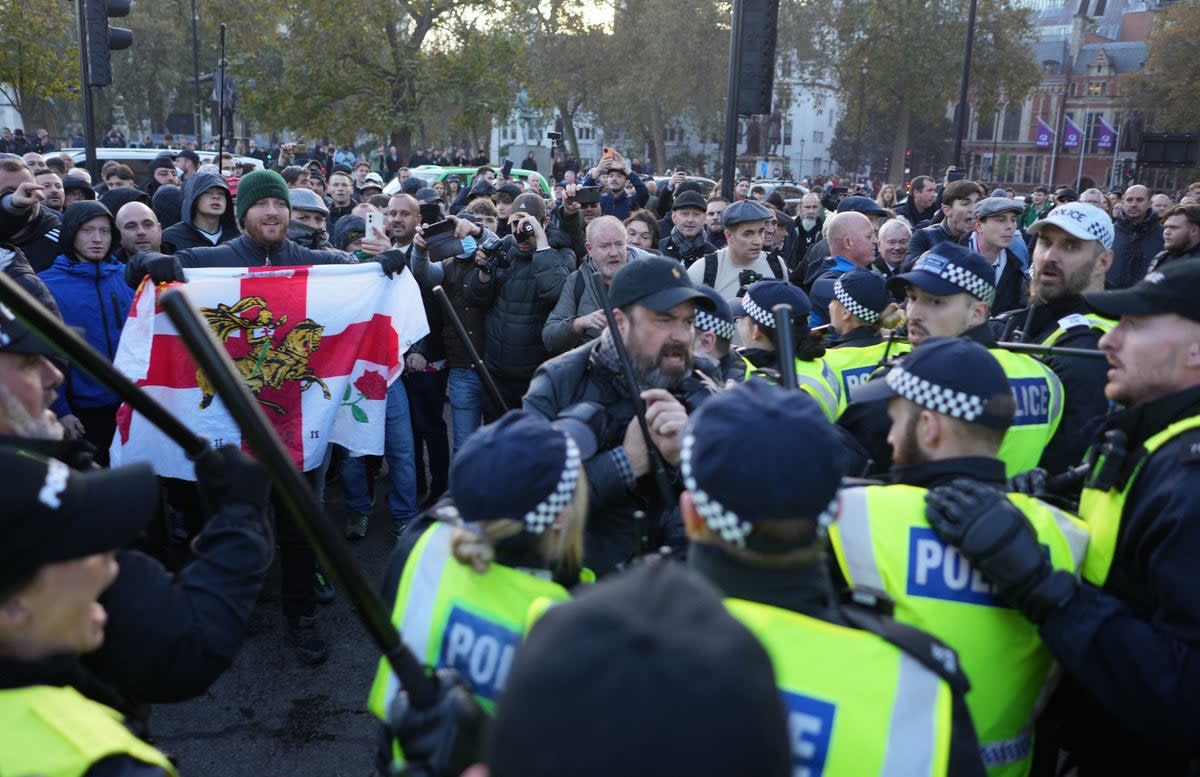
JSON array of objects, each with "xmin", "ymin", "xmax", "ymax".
[
  {"xmin": 1002, "ymin": 102, "xmax": 1022, "ymax": 142},
  {"xmin": 784, "ymin": 121, "xmax": 792, "ymax": 146},
  {"xmin": 976, "ymin": 109, "xmax": 996, "ymax": 142},
  {"xmin": 812, "ymin": 130, "xmax": 824, "ymax": 144}
]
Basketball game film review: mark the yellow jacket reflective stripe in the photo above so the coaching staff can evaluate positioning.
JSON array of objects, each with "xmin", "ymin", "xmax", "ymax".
[
  {"xmin": 829, "ymin": 484, "xmax": 1089, "ymax": 777},
  {"xmin": 741, "ymin": 355, "xmax": 844, "ymax": 421},
  {"xmin": 1080, "ymin": 415, "xmax": 1200, "ymax": 585},
  {"xmin": 823, "ymin": 340, "xmax": 912, "ymax": 397},
  {"xmin": 726, "ymin": 597, "xmax": 952, "ymax": 776},
  {"xmin": 989, "ymin": 348, "xmax": 1065, "ymax": 477},
  {"xmin": 367, "ymin": 522, "xmax": 572, "ymax": 722},
  {"xmin": 0, "ymin": 685, "xmax": 177, "ymax": 777},
  {"xmin": 1040, "ymin": 313, "xmax": 1115, "ymax": 348}
]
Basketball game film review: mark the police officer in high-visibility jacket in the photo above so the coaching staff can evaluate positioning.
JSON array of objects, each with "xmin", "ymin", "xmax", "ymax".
[
  {"xmin": 368, "ymin": 410, "xmax": 591, "ymax": 771},
  {"xmin": 679, "ymin": 381, "xmax": 986, "ymax": 777},
  {"xmin": 993, "ymin": 202, "xmax": 1116, "ymax": 473},
  {"xmin": 732, "ymin": 279, "xmax": 844, "ymax": 420},
  {"xmin": 840, "ymin": 242, "xmax": 1064, "ymax": 476},
  {"xmin": 822, "ymin": 268, "xmax": 911, "ymax": 397},
  {"xmin": 827, "ymin": 338, "xmax": 1090, "ymax": 777},
  {"xmin": 0, "ymin": 450, "xmax": 176, "ymax": 777},
  {"xmin": 923, "ymin": 260, "xmax": 1200, "ymax": 775}
]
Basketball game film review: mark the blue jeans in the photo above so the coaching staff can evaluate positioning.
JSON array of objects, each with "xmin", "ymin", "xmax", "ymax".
[
  {"xmin": 340, "ymin": 378, "xmax": 417, "ymax": 527},
  {"xmin": 448, "ymin": 367, "xmax": 483, "ymax": 455}
]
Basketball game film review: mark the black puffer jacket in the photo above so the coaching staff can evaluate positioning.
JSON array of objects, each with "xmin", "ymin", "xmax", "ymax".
[
  {"xmin": 1107, "ymin": 212, "xmax": 1163, "ymax": 289},
  {"xmin": 125, "ymin": 235, "xmax": 358, "ymax": 287},
  {"xmin": 463, "ymin": 226, "xmax": 574, "ymax": 382}
]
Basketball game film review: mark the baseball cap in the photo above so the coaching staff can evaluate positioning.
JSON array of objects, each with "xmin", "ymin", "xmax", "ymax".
[
  {"xmin": 729, "ymin": 279, "xmax": 812, "ymax": 336},
  {"xmin": 720, "ymin": 199, "xmax": 772, "ymax": 228},
  {"xmin": 832, "ymin": 268, "xmax": 892, "ymax": 324},
  {"xmin": 682, "ymin": 381, "xmax": 845, "ymax": 548},
  {"xmin": 510, "ymin": 192, "xmax": 546, "ymax": 221},
  {"xmin": 413, "ymin": 187, "xmax": 443, "ymax": 204},
  {"xmin": 494, "ymin": 183, "xmax": 522, "ymax": 201},
  {"xmin": 0, "ymin": 302, "xmax": 57, "ymax": 356},
  {"xmin": 288, "ymin": 186, "xmax": 329, "ymax": 215},
  {"xmin": 608, "ymin": 256, "xmax": 714, "ymax": 313},
  {"xmin": 836, "ymin": 195, "xmax": 890, "ymax": 217},
  {"xmin": 851, "ymin": 337, "xmax": 1015, "ymax": 430},
  {"xmin": 887, "ymin": 242, "xmax": 996, "ymax": 306},
  {"xmin": 488, "ymin": 560, "xmax": 791, "ymax": 777},
  {"xmin": 671, "ymin": 191, "xmax": 706, "ymax": 212},
  {"xmin": 452, "ymin": 411, "xmax": 583, "ymax": 534},
  {"xmin": 359, "ymin": 172, "xmax": 384, "ymax": 191},
  {"xmin": 693, "ymin": 284, "xmax": 735, "ymax": 341},
  {"xmin": 1028, "ymin": 202, "xmax": 1114, "ymax": 250},
  {"xmin": 973, "ymin": 196, "xmax": 1025, "ymax": 221},
  {"xmin": 1083, "ymin": 259, "xmax": 1200, "ymax": 324},
  {"xmin": 0, "ymin": 449, "xmax": 159, "ymax": 591}
]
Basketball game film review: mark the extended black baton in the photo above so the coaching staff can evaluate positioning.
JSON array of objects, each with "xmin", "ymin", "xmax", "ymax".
[
  {"xmin": 432, "ymin": 285, "xmax": 508, "ymax": 413},
  {"xmin": 0, "ymin": 273, "xmax": 209, "ymax": 459},
  {"xmin": 772, "ymin": 303, "xmax": 797, "ymax": 391},
  {"xmin": 592, "ymin": 276, "xmax": 675, "ymax": 511},
  {"xmin": 158, "ymin": 287, "xmax": 437, "ymax": 707},
  {"xmin": 995, "ymin": 340, "xmax": 1107, "ymax": 360}
]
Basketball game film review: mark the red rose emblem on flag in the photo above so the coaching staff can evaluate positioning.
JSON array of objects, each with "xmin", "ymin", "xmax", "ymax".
[{"xmin": 353, "ymin": 370, "xmax": 388, "ymax": 400}]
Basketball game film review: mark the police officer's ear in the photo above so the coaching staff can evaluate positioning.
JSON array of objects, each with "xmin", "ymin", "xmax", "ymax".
[
  {"xmin": 916, "ymin": 408, "xmax": 945, "ymax": 452},
  {"xmin": 0, "ymin": 595, "xmax": 31, "ymax": 632},
  {"xmin": 679, "ymin": 492, "xmax": 706, "ymax": 540},
  {"xmin": 967, "ymin": 298, "xmax": 990, "ymax": 328},
  {"xmin": 1094, "ymin": 248, "xmax": 1114, "ymax": 279}
]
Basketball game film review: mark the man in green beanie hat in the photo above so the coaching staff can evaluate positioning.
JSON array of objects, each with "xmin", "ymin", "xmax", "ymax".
[{"xmin": 121, "ymin": 167, "xmax": 411, "ymax": 667}]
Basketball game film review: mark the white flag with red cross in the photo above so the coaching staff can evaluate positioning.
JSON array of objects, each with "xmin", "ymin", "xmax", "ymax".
[{"xmin": 109, "ymin": 263, "xmax": 428, "ymax": 480}]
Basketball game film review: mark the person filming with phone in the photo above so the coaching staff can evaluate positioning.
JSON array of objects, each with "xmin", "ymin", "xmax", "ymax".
[{"xmin": 464, "ymin": 192, "xmax": 575, "ymax": 419}]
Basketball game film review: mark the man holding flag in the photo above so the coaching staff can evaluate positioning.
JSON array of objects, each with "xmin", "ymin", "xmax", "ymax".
[{"xmin": 121, "ymin": 169, "xmax": 424, "ymax": 665}]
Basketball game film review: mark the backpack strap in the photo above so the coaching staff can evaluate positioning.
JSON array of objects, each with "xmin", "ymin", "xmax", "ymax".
[{"xmin": 702, "ymin": 253, "xmax": 718, "ymax": 288}]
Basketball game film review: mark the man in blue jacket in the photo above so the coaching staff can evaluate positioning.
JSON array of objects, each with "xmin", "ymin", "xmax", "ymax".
[{"xmin": 37, "ymin": 200, "xmax": 132, "ymax": 464}]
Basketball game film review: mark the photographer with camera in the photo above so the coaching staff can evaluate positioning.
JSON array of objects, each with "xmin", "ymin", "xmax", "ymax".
[
  {"xmin": 685, "ymin": 200, "xmax": 786, "ymax": 310},
  {"xmin": 465, "ymin": 193, "xmax": 575, "ymax": 419},
  {"xmin": 580, "ymin": 154, "xmax": 649, "ymax": 221}
]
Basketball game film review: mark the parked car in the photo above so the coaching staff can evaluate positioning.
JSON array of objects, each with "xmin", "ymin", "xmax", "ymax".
[
  {"xmin": 384, "ymin": 165, "xmax": 552, "ymax": 198},
  {"xmin": 58, "ymin": 148, "xmax": 263, "ymax": 189}
]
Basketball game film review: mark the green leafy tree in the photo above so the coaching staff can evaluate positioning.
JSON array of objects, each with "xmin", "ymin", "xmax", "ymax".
[
  {"xmin": 0, "ymin": 0, "xmax": 77, "ymax": 127},
  {"xmin": 818, "ymin": 0, "xmax": 1040, "ymax": 180},
  {"xmin": 1125, "ymin": 2, "xmax": 1200, "ymax": 133}
]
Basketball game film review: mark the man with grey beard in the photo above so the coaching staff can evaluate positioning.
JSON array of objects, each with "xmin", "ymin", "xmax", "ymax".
[
  {"xmin": 524, "ymin": 256, "xmax": 721, "ymax": 576},
  {"xmin": 992, "ymin": 202, "xmax": 1116, "ymax": 473}
]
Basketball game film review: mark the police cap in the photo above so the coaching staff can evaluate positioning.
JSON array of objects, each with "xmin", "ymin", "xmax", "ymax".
[
  {"xmin": 1084, "ymin": 260, "xmax": 1200, "ymax": 325},
  {"xmin": 888, "ymin": 242, "xmax": 996, "ymax": 306}
]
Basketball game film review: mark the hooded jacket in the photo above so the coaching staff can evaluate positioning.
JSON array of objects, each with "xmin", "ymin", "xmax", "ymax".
[
  {"xmin": 38, "ymin": 201, "xmax": 134, "ymax": 415},
  {"xmin": 161, "ymin": 172, "xmax": 239, "ymax": 252},
  {"xmin": 9, "ymin": 207, "xmax": 62, "ymax": 273},
  {"xmin": 464, "ymin": 225, "xmax": 574, "ymax": 381},
  {"xmin": 1108, "ymin": 211, "xmax": 1164, "ymax": 289}
]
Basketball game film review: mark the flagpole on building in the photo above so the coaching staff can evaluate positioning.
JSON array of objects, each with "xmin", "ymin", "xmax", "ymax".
[
  {"xmin": 1110, "ymin": 118, "xmax": 1123, "ymax": 188},
  {"xmin": 1049, "ymin": 104, "xmax": 1061, "ymax": 185},
  {"xmin": 1075, "ymin": 120, "xmax": 1087, "ymax": 189}
]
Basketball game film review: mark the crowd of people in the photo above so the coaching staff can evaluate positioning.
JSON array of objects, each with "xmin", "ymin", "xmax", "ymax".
[{"xmin": 2, "ymin": 134, "xmax": 1200, "ymax": 777}]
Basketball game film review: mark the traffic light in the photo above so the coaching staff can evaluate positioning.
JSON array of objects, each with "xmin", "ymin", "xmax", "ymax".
[
  {"xmin": 904, "ymin": 149, "xmax": 913, "ymax": 175},
  {"xmin": 85, "ymin": 0, "xmax": 133, "ymax": 88}
]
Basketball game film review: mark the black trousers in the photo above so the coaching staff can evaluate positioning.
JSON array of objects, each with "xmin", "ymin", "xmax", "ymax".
[
  {"xmin": 405, "ymin": 369, "xmax": 449, "ymax": 498},
  {"xmin": 75, "ymin": 404, "xmax": 119, "ymax": 467}
]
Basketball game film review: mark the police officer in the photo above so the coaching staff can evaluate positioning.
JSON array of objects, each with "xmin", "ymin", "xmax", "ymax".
[
  {"xmin": 923, "ymin": 260, "xmax": 1200, "ymax": 775},
  {"xmin": 994, "ymin": 202, "xmax": 1115, "ymax": 474},
  {"xmin": 691, "ymin": 284, "xmax": 744, "ymax": 383},
  {"xmin": 369, "ymin": 410, "xmax": 591, "ymax": 772},
  {"xmin": 732, "ymin": 279, "xmax": 843, "ymax": 421},
  {"xmin": 821, "ymin": 268, "xmax": 911, "ymax": 397},
  {"xmin": 841, "ymin": 243, "xmax": 1064, "ymax": 476},
  {"xmin": 828, "ymin": 338, "xmax": 1090, "ymax": 777},
  {"xmin": 523, "ymin": 256, "xmax": 720, "ymax": 575},
  {"xmin": 0, "ymin": 450, "xmax": 177, "ymax": 776},
  {"xmin": 0, "ymin": 305, "xmax": 274, "ymax": 716},
  {"xmin": 679, "ymin": 381, "xmax": 985, "ymax": 776}
]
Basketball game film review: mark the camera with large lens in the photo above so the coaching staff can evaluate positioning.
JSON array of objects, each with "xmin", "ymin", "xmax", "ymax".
[
  {"xmin": 736, "ymin": 268, "xmax": 763, "ymax": 297},
  {"xmin": 478, "ymin": 235, "xmax": 511, "ymax": 275},
  {"xmin": 423, "ymin": 219, "xmax": 464, "ymax": 262}
]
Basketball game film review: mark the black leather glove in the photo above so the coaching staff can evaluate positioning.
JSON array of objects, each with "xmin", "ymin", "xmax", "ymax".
[
  {"xmin": 194, "ymin": 445, "xmax": 270, "ymax": 512},
  {"xmin": 376, "ymin": 248, "xmax": 408, "ymax": 279},
  {"xmin": 925, "ymin": 478, "xmax": 1076, "ymax": 623},
  {"xmin": 387, "ymin": 668, "xmax": 484, "ymax": 776},
  {"xmin": 133, "ymin": 250, "xmax": 186, "ymax": 285},
  {"xmin": 1007, "ymin": 468, "xmax": 1048, "ymax": 496}
]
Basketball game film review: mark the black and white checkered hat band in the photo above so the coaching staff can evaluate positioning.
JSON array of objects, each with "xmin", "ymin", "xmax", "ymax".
[
  {"xmin": 916, "ymin": 256, "xmax": 995, "ymax": 306},
  {"xmin": 833, "ymin": 279, "xmax": 878, "ymax": 323},
  {"xmin": 740, "ymin": 292, "xmax": 775, "ymax": 330},
  {"xmin": 680, "ymin": 433, "xmax": 752, "ymax": 546},
  {"xmin": 695, "ymin": 308, "xmax": 736, "ymax": 341},
  {"xmin": 885, "ymin": 364, "xmax": 987, "ymax": 422},
  {"xmin": 523, "ymin": 434, "xmax": 581, "ymax": 534}
]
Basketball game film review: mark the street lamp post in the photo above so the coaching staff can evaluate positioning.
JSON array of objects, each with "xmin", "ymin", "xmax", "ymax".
[
  {"xmin": 953, "ymin": 0, "xmax": 979, "ymax": 168},
  {"xmin": 853, "ymin": 60, "xmax": 868, "ymax": 181},
  {"xmin": 190, "ymin": 0, "xmax": 202, "ymax": 147}
]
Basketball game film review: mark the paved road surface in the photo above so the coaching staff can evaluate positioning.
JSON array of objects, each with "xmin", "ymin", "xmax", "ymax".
[{"xmin": 153, "ymin": 480, "xmax": 399, "ymax": 777}]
